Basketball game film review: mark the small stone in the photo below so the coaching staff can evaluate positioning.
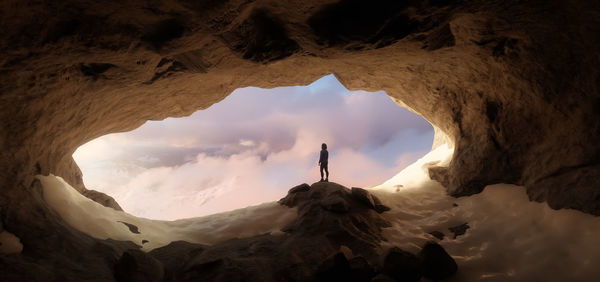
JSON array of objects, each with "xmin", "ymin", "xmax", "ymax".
[
  {"xmin": 448, "ymin": 223, "xmax": 470, "ymax": 239},
  {"xmin": 418, "ymin": 242, "xmax": 457, "ymax": 280}
]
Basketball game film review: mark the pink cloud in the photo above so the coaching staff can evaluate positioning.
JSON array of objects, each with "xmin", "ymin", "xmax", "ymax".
[{"xmin": 107, "ymin": 130, "xmax": 425, "ymax": 220}]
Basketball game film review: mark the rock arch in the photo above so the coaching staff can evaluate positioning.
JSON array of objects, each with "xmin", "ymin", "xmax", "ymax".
[{"xmin": 0, "ymin": 0, "xmax": 598, "ymax": 278}]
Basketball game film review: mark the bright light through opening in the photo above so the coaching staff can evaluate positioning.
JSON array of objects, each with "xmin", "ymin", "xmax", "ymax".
[{"xmin": 73, "ymin": 75, "xmax": 434, "ymax": 220}]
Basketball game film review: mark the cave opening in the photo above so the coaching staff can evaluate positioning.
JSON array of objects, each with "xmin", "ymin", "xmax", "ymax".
[
  {"xmin": 72, "ymin": 74, "xmax": 435, "ymax": 220},
  {"xmin": 1, "ymin": 0, "xmax": 599, "ymax": 280}
]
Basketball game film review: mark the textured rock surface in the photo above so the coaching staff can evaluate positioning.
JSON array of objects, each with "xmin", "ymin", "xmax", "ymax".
[
  {"xmin": 351, "ymin": 187, "xmax": 391, "ymax": 213},
  {"xmin": 107, "ymin": 183, "xmax": 449, "ymax": 282},
  {"xmin": 0, "ymin": 0, "xmax": 598, "ymax": 280},
  {"xmin": 351, "ymin": 187, "xmax": 376, "ymax": 209},
  {"xmin": 0, "ymin": 0, "xmax": 598, "ymax": 217},
  {"xmin": 135, "ymin": 182, "xmax": 389, "ymax": 282},
  {"xmin": 279, "ymin": 182, "xmax": 391, "ymax": 259}
]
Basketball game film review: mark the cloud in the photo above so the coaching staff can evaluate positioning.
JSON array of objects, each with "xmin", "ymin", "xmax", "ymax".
[{"xmin": 73, "ymin": 75, "xmax": 434, "ymax": 220}]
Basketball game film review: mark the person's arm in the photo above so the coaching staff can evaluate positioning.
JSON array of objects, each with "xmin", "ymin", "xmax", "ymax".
[{"xmin": 319, "ymin": 150, "xmax": 324, "ymax": 165}]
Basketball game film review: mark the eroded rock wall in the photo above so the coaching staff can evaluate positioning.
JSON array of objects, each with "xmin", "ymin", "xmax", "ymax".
[
  {"xmin": 0, "ymin": 0, "xmax": 599, "ymax": 270},
  {"xmin": 0, "ymin": 0, "xmax": 598, "ymax": 280},
  {"xmin": 3, "ymin": 0, "xmax": 598, "ymax": 213}
]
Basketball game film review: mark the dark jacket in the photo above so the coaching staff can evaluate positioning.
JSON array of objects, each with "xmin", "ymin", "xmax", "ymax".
[{"xmin": 319, "ymin": 149, "xmax": 328, "ymax": 164}]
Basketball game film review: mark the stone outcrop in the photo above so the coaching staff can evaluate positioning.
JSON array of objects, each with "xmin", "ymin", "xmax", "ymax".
[
  {"xmin": 0, "ymin": 0, "xmax": 598, "ymax": 280},
  {"xmin": 278, "ymin": 182, "xmax": 391, "ymax": 259},
  {"xmin": 63, "ymin": 182, "xmax": 452, "ymax": 282},
  {"xmin": 130, "ymin": 182, "xmax": 392, "ymax": 282}
]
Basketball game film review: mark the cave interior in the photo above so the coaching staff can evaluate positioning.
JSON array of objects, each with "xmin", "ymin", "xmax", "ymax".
[{"xmin": 0, "ymin": 0, "xmax": 599, "ymax": 281}]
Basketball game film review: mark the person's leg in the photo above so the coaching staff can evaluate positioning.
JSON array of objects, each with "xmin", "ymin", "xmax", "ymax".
[
  {"xmin": 320, "ymin": 164, "xmax": 324, "ymax": 181},
  {"xmin": 325, "ymin": 163, "xmax": 329, "ymax": 181}
]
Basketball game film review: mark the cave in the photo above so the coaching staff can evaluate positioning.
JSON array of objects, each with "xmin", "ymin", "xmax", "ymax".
[{"xmin": 1, "ymin": 0, "xmax": 599, "ymax": 281}]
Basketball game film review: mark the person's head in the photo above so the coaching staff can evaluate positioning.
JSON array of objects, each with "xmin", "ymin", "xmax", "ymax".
[{"xmin": 321, "ymin": 143, "xmax": 327, "ymax": 150}]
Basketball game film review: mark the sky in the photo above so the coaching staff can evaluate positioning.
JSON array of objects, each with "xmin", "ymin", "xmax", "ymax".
[{"xmin": 73, "ymin": 75, "xmax": 434, "ymax": 220}]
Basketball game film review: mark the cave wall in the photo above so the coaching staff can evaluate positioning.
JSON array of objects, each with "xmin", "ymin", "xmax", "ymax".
[
  {"xmin": 1, "ymin": 0, "xmax": 599, "ymax": 250},
  {"xmin": 1, "ymin": 0, "xmax": 598, "ymax": 278}
]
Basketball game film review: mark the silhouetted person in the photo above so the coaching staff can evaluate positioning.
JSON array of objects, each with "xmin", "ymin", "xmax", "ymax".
[{"xmin": 319, "ymin": 143, "xmax": 329, "ymax": 182}]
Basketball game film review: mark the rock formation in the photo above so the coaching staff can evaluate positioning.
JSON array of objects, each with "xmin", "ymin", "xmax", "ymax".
[{"xmin": 0, "ymin": 0, "xmax": 598, "ymax": 280}]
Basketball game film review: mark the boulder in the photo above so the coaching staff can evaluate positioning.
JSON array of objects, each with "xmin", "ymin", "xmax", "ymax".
[
  {"xmin": 315, "ymin": 251, "xmax": 375, "ymax": 282},
  {"xmin": 418, "ymin": 242, "xmax": 457, "ymax": 280},
  {"xmin": 381, "ymin": 247, "xmax": 421, "ymax": 282},
  {"xmin": 348, "ymin": 256, "xmax": 376, "ymax": 281},
  {"xmin": 315, "ymin": 252, "xmax": 351, "ymax": 281}
]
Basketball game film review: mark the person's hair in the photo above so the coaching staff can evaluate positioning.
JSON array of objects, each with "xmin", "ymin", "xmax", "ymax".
[{"xmin": 322, "ymin": 143, "xmax": 327, "ymax": 150}]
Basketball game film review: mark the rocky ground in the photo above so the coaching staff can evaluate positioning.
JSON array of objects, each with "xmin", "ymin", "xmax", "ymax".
[
  {"xmin": 0, "ymin": 182, "xmax": 458, "ymax": 281},
  {"xmin": 113, "ymin": 182, "xmax": 457, "ymax": 282}
]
